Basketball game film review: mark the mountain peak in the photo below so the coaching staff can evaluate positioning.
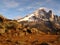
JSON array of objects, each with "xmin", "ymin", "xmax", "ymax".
[
  {"xmin": 38, "ymin": 7, "xmax": 50, "ymax": 11},
  {"xmin": 17, "ymin": 7, "xmax": 60, "ymax": 24},
  {"xmin": 39, "ymin": 7, "xmax": 46, "ymax": 10}
]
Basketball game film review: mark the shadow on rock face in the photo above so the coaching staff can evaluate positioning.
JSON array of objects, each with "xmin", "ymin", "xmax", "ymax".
[
  {"xmin": 27, "ymin": 29, "xmax": 32, "ymax": 33},
  {"xmin": 40, "ymin": 42, "xmax": 49, "ymax": 45}
]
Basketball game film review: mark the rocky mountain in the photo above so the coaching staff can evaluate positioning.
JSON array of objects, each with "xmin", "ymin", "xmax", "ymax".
[
  {"xmin": 17, "ymin": 7, "xmax": 60, "ymax": 35},
  {"xmin": 17, "ymin": 8, "xmax": 60, "ymax": 24}
]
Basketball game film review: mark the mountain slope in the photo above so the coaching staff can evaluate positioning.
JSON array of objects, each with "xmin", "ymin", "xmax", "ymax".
[
  {"xmin": 18, "ymin": 14, "xmax": 34, "ymax": 22},
  {"xmin": 17, "ymin": 8, "xmax": 60, "ymax": 23}
]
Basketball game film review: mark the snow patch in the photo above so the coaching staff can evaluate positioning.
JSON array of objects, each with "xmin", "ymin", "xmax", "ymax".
[{"xmin": 17, "ymin": 14, "xmax": 34, "ymax": 22}]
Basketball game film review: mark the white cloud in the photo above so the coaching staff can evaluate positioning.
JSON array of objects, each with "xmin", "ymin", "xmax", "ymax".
[
  {"xmin": 57, "ymin": 10, "xmax": 60, "ymax": 15},
  {"xmin": 18, "ymin": 8, "xmax": 25, "ymax": 11},
  {"xmin": 13, "ymin": 15, "xmax": 23, "ymax": 20},
  {"xmin": 46, "ymin": 0, "xmax": 51, "ymax": 2},
  {"xmin": 3, "ymin": 0, "xmax": 19, "ymax": 8},
  {"xmin": 27, "ymin": 6, "xmax": 33, "ymax": 9},
  {"xmin": 17, "ymin": 6, "xmax": 34, "ymax": 12},
  {"xmin": 2, "ymin": 8, "xmax": 7, "ymax": 12}
]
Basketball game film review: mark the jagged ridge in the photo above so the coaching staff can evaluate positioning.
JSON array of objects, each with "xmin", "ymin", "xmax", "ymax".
[{"xmin": 17, "ymin": 8, "xmax": 60, "ymax": 25}]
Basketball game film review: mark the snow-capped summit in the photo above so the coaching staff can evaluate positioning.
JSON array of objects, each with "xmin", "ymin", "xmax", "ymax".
[
  {"xmin": 39, "ymin": 7, "xmax": 46, "ymax": 10},
  {"xmin": 17, "ymin": 7, "xmax": 60, "ymax": 23},
  {"xmin": 38, "ymin": 7, "xmax": 50, "ymax": 12}
]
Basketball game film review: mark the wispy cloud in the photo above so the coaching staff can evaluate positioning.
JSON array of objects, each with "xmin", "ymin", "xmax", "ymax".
[
  {"xmin": 13, "ymin": 15, "xmax": 23, "ymax": 20},
  {"xmin": 46, "ymin": 0, "xmax": 51, "ymax": 2},
  {"xmin": 18, "ymin": 8, "xmax": 25, "ymax": 11},
  {"xmin": 4, "ymin": 0, "xmax": 19, "ymax": 8},
  {"xmin": 17, "ymin": 6, "xmax": 35, "ymax": 12},
  {"xmin": 3, "ymin": 0, "xmax": 19, "ymax": 8},
  {"xmin": 17, "ymin": 1, "xmax": 43, "ymax": 11},
  {"xmin": 56, "ymin": 10, "xmax": 60, "ymax": 15}
]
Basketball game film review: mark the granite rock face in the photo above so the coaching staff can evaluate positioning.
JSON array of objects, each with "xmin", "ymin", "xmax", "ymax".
[{"xmin": 17, "ymin": 8, "xmax": 60, "ymax": 25}]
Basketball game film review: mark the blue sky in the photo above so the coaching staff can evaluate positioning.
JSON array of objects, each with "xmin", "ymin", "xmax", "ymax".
[{"xmin": 0, "ymin": 0, "xmax": 60, "ymax": 19}]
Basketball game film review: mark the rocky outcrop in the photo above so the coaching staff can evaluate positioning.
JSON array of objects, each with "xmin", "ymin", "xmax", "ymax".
[{"xmin": 17, "ymin": 8, "xmax": 60, "ymax": 25}]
